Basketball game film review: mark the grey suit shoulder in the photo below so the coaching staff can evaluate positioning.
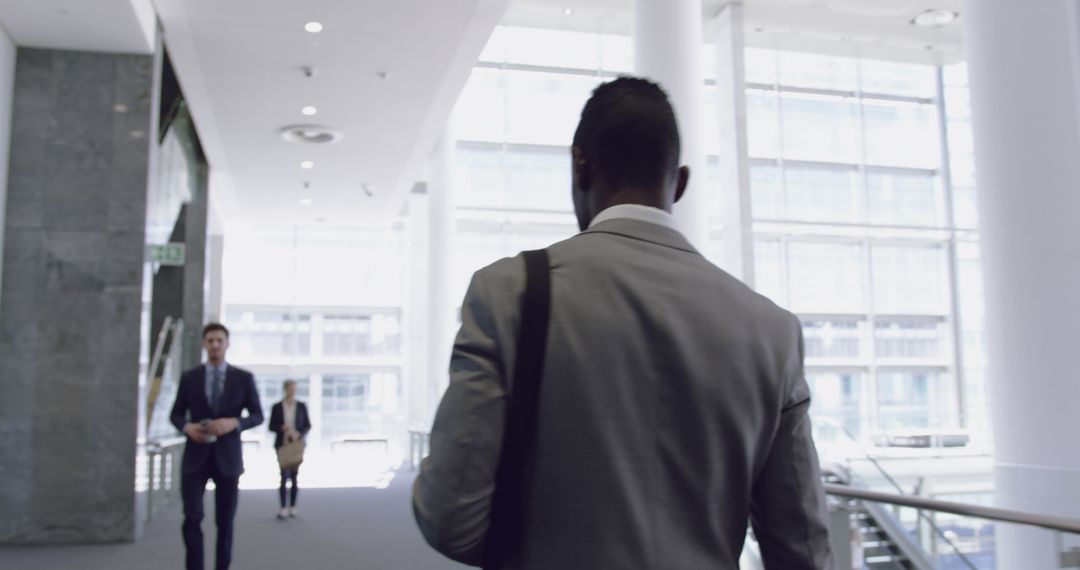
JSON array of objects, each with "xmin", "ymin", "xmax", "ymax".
[{"xmin": 417, "ymin": 217, "xmax": 832, "ymax": 569}]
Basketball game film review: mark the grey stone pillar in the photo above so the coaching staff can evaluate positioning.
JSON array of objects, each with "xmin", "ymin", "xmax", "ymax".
[
  {"xmin": 0, "ymin": 30, "xmax": 15, "ymax": 319},
  {"xmin": 0, "ymin": 48, "xmax": 153, "ymax": 544}
]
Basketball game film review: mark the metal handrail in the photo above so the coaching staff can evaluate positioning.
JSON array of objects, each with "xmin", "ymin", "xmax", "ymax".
[
  {"xmin": 146, "ymin": 318, "xmax": 184, "ymax": 432},
  {"xmin": 147, "ymin": 316, "xmax": 174, "ymax": 390},
  {"xmin": 824, "ymin": 483, "xmax": 1080, "ymax": 535},
  {"xmin": 815, "ymin": 418, "xmax": 976, "ymax": 568},
  {"xmin": 147, "ymin": 436, "xmax": 187, "ymax": 452}
]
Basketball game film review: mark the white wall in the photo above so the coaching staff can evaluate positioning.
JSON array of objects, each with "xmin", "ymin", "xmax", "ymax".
[{"xmin": 0, "ymin": 27, "xmax": 17, "ymax": 318}]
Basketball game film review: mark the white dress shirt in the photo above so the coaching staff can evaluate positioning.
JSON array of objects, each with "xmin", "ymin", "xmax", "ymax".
[
  {"xmin": 283, "ymin": 400, "xmax": 297, "ymax": 432},
  {"xmin": 588, "ymin": 203, "xmax": 681, "ymax": 232}
]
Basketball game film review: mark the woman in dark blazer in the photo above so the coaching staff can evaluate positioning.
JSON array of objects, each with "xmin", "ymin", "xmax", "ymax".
[{"xmin": 268, "ymin": 379, "xmax": 311, "ymax": 519}]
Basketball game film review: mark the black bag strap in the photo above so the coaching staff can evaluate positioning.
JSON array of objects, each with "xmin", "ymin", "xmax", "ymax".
[{"xmin": 483, "ymin": 249, "xmax": 551, "ymax": 570}]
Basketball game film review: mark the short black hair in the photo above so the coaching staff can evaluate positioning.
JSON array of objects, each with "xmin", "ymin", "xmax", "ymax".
[
  {"xmin": 572, "ymin": 76, "xmax": 681, "ymax": 189},
  {"xmin": 202, "ymin": 323, "xmax": 230, "ymax": 339}
]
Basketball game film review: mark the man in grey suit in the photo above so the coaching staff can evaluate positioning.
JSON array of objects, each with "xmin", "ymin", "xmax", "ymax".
[{"xmin": 414, "ymin": 77, "xmax": 832, "ymax": 569}]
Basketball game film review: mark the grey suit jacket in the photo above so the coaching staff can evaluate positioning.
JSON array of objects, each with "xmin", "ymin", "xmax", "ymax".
[{"xmin": 413, "ymin": 218, "xmax": 833, "ymax": 569}]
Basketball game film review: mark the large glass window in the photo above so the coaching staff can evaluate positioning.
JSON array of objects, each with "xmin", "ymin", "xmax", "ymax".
[
  {"xmin": 323, "ymin": 313, "xmax": 402, "ymax": 357},
  {"xmin": 862, "ymin": 100, "xmax": 940, "ymax": 168},
  {"xmin": 779, "ymin": 92, "xmax": 861, "ymax": 163},
  {"xmin": 787, "ymin": 241, "xmax": 865, "ymax": 314},
  {"xmin": 866, "ymin": 169, "xmax": 943, "ymax": 227},
  {"xmin": 321, "ymin": 372, "xmax": 402, "ymax": 444},
  {"xmin": 456, "ymin": 144, "xmax": 572, "ymax": 212},
  {"xmin": 876, "ymin": 371, "xmax": 950, "ymax": 430},
  {"xmin": 226, "ymin": 311, "xmax": 312, "ymax": 359},
  {"xmin": 746, "ymin": 90, "xmax": 781, "ymax": 158},
  {"xmin": 807, "ymin": 371, "xmax": 864, "ymax": 437},
  {"xmin": 874, "ymin": 319, "xmax": 946, "ymax": 361},
  {"xmin": 870, "ymin": 245, "xmax": 948, "ymax": 315},
  {"xmin": 782, "ymin": 164, "xmax": 860, "ymax": 224},
  {"xmin": 804, "ymin": 319, "xmax": 864, "ymax": 361},
  {"xmin": 448, "ymin": 30, "xmax": 984, "ymax": 447}
]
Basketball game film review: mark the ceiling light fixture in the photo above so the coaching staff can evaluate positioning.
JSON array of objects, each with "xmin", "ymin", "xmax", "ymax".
[
  {"xmin": 301, "ymin": 106, "xmax": 318, "ymax": 116},
  {"xmin": 305, "ymin": 21, "xmax": 324, "ymax": 33},
  {"xmin": 300, "ymin": 198, "xmax": 313, "ymax": 206},
  {"xmin": 300, "ymin": 160, "xmax": 315, "ymax": 169},
  {"xmin": 911, "ymin": 9, "xmax": 958, "ymax": 28},
  {"xmin": 563, "ymin": 7, "xmax": 574, "ymax": 16},
  {"xmin": 280, "ymin": 125, "xmax": 344, "ymax": 145}
]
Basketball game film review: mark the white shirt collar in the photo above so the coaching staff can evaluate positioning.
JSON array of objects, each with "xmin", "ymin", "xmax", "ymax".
[{"xmin": 588, "ymin": 204, "xmax": 680, "ymax": 232}]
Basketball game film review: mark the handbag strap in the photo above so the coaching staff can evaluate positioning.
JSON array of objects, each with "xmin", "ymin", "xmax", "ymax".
[{"xmin": 483, "ymin": 249, "xmax": 551, "ymax": 570}]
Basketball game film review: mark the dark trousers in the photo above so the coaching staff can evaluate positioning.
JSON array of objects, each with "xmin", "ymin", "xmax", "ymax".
[
  {"xmin": 181, "ymin": 454, "xmax": 240, "ymax": 570},
  {"xmin": 279, "ymin": 467, "xmax": 299, "ymax": 508}
]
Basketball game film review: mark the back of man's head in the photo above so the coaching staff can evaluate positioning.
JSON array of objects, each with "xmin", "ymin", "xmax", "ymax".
[{"xmin": 572, "ymin": 77, "xmax": 681, "ymax": 190}]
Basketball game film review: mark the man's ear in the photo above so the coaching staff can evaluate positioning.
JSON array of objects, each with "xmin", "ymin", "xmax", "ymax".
[
  {"xmin": 674, "ymin": 165, "xmax": 690, "ymax": 204},
  {"xmin": 571, "ymin": 146, "xmax": 590, "ymax": 192}
]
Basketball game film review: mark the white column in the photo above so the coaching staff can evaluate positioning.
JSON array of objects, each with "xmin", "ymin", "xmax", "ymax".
[
  {"xmin": 205, "ymin": 235, "xmax": 225, "ymax": 322},
  {"xmin": 405, "ymin": 190, "xmax": 430, "ymax": 432},
  {"xmin": 712, "ymin": 2, "xmax": 754, "ymax": 284},
  {"xmin": 307, "ymin": 373, "xmax": 324, "ymax": 448},
  {"xmin": 962, "ymin": 0, "xmax": 1080, "ymax": 566},
  {"xmin": 633, "ymin": 0, "xmax": 709, "ymax": 251},
  {"xmin": 426, "ymin": 128, "xmax": 457, "ymax": 425}
]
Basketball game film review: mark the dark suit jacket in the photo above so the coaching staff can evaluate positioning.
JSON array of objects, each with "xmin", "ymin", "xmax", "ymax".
[
  {"xmin": 268, "ymin": 401, "xmax": 311, "ymax": 449},
  {"xmin": 170, "ymin": 364, "xmax": 264, "ymax": 479}
]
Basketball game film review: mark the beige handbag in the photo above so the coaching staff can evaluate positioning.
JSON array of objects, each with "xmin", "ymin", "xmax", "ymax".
[{"xmin": 277, "ymin": 437, "xmax": 305, "ymax": 470}]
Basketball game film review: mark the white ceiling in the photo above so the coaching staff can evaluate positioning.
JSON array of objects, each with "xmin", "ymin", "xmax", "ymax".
[
  {"xmin": 154, "ymin": 0, "xmax": 510, "ymax": 226},
  {"xmin": 505, "ymin": 0, "xmax": 964, "ymax": 64},
  {"xmin": 0, "ymin": 0, "xmax": 964, "ymax": 228},
  {"xmin": 0, "ymin": 0, "xmax": 154, "ymax": 54}
]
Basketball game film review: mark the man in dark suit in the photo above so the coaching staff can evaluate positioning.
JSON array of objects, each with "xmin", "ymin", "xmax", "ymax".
[
  {"xmin": 268, "ymin": 379, "xmax": 311, "ymax": 519},
  {"xmin": 170, "ymin": 323, "xmax": 264, "ymax": 570}
]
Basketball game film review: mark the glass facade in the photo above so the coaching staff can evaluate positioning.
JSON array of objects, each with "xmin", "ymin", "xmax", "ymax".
[
  {"xmin": 450, "ymin": 26, "xmax": 987, "ymax": 447},
  {"xmin": 217, "ymin": 25, "xmax": 987, "ymax": 458},
  {"xmin": 220, "ymin": 225, "xmax": 409, "ymax": 450}
]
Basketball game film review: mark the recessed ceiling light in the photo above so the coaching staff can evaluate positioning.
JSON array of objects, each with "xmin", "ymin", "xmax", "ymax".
[
  {"xmin": 301, "ymin": 106, "xmax": 318, "ymax": 116},
  {"xmin": 300, "ymin": 160, "xmax": 315, "ymax": 169},
  {"xmin": 911, "ymin": 9, "xmax": 958, "ymax": 28},
  {"xmin": 300, "ymin": 198, "xmax": 313, "ymax": 206},
  {"xmin": 563, "ymin": 7, "xmax": 574, "ymax": 16},
  {"xmin": 304, "ymin": 22, "xmax": 323, "ymax": 33}
]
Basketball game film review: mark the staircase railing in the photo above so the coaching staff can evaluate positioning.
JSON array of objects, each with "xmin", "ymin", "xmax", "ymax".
[
  {"xmin": 815, "ymin": 418, "xmax": 979, "ymax": 569},
  {"xmin": 825, "ymin": 483, "xmax": 1080, "ymax": 568},
  {"xmin": 144, "ymin": 317, "xmax": 185, "ymax": 522}
]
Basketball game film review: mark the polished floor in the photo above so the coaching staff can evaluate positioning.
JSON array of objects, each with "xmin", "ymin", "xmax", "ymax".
[{"xmin": 0, "ymin": 470, "xmax": 468, "ymax": 570}]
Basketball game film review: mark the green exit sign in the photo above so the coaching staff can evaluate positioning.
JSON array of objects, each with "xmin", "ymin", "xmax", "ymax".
[{"xmin": 148, "ymin": 243, "xmax": 186, "ymax": 266}]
